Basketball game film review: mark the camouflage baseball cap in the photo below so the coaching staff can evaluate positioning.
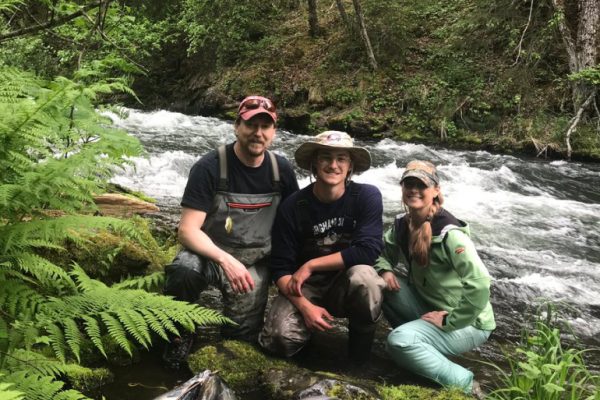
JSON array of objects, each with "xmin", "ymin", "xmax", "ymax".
[{"xmin": 400, "ymin": 160, "xmax": 439, "ymax": 187}]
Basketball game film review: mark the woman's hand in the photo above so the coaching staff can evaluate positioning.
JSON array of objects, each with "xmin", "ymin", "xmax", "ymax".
[
  {"xmin": 421, "ymin": 310, "xmax": 448, "ymax": 328},
  {"xmin": 381, "ymin": 271, "xmax": 400, "ymax": 291}
]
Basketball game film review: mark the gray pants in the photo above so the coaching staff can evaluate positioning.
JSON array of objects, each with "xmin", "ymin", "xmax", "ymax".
[
  {"xmin": 164, "ymin": 249, "xmax": 270, "ymax": 342},
  {"xmin": 259, "ymin": 264, "xmax": 385, "ymax": 357}
]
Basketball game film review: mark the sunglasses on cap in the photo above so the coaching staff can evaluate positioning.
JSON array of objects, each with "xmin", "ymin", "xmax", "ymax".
[{"xmin": 238, "ymin": 96, "xmax": 276, "ymax": 113}]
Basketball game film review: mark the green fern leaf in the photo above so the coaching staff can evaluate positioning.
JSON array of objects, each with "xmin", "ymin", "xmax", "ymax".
[
  {"xmin": 138, "ymin": 308, "xmax": 168, "ymax": 341},
  {"xmin": 63, "ymin": 318, "xmax": 82, "ymax": 363},
  {"xmin": 80, "ymin": 316, "xmax": 106, "ymax": 358},
  {"xmin": 99, "ymin": 312, "xmax": 132, "ymax": 356},
  {"xmin": 114, "ymin": 308, "xmax": 150, "ymax": 349},
  {"xmin": 46, "ymin": 323, "xmax": 67, "ymax": 363}
]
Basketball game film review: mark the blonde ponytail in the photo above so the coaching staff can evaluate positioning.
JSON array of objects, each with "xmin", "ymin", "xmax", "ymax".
[{"xmin": 408, "ymin": 192, "xmax": 444, "ymax": 266}]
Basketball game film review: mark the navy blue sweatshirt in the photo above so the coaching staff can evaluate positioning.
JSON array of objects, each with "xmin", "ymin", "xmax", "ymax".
[{"xmin": 270, "ymin": 182, "xmax": 384, "ymax": 283}]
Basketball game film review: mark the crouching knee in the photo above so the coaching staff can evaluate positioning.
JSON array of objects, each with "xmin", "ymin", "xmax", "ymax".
[
  {"xmin": 386, "ymin": 326, "xmax": 417, "ymax": 359},
  {"xmin": 259, "ymin": 327, "xmax": 308, "ymax": 358},
  {"xmin": 346, "ymin": 264, "xmax": 385, "ymax": 322}
]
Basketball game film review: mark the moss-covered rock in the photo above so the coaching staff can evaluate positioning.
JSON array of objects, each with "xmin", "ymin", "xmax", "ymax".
[
  {"xmin": 63, "ymin": 364, "xmax": 114, "ymax": 396},
  {"xmin": 40, "ymin": 216, "xmax": 175, "ymax": 284},
  {"xmin": 188, "ymin": 340, "xmax": 470, "ymax": 400},
  {"xmin": 188, "ymin": 340, "xmax": 289, "ymax": 392},
  {"xmin": 377, "ymin": 384, "xmax": 470, "ymax": 400}
]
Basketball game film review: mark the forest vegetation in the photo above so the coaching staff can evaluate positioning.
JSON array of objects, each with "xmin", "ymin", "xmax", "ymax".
[
  {"xmin": 1, "ymin": 0, "xmax": 599, "ymax": 160},
  {"xmin": 0, "ymin": 1, "xmax": 599, "ymax": 399}
]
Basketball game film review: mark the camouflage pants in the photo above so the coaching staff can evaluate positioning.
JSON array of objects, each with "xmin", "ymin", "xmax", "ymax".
[
  {"xmin": 164, "ymin": 248, "xmax": 270, "ymax": 342},
  {"xmin": 258, "ymin": 264, "xmax": 385, "ymax": 357}
]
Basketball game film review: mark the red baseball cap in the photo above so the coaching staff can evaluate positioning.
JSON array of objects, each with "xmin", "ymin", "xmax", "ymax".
[{"xmin": 237, "ymin": 95, "xmax": 277, "ymax": 122}]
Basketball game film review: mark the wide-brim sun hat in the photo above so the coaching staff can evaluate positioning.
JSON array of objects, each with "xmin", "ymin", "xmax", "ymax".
[
  {"xmin": 400, "ymin": 160, "xmax": 440, "ymax": 187},
  {"xmin": 294, "ymin": 130, "xmax": 371, "ymax": 173}
]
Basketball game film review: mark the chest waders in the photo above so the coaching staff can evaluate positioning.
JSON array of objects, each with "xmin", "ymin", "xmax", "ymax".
[{"xmin": 164, "ymin": 145, "xmax": 281, "ymax": 343}]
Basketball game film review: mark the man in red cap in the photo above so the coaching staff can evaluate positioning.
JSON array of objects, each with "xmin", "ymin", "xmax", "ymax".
[{"xmin": 163, "ymin": 95, "xmax": 299, "ymax": 369}]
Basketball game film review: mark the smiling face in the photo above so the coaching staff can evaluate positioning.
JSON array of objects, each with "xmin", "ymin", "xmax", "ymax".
[
  {"xmin": 314, "ymin": 149, "xmax": 352, "ymax": 188},
  {"xmin": 401, "ymin": 177, "xmax": 440, "ymax": 212},
  {"xmin": 234, "ymin": 114, "xmax": 276, "ymax": 159}
]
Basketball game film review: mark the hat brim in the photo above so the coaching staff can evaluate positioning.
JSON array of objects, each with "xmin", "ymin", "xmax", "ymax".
[
  {"xmin": 239, "ymin": 107, "xmax": 277, "ymax": 122},
  {"xmin": 400, "ymin": 171, "xmax": 437, "ymax": 187},
  {"xmin": 294, "ymin": 142, "xmax": 371, "ymax": 173}
]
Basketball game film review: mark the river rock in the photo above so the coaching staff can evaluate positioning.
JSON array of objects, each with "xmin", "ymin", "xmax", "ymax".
[
  {"xmin": 93, "ymin": 193, "xmax": 159, "ymax": 217},
  {"xmin": 188, "ymin": 341, "xmax": 379, "ymax": 400}
]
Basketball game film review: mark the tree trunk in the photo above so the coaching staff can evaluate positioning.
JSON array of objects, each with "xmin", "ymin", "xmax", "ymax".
[
  {"xmin": 335, "ymin": 0, "xmax": 352, "ymax": 30},
  {"xmin": 307, "ymin": 0, "xmax": 320, "ymax": 37},
  {"xmin": 351, "ymin": 0, "xmax": 378, "ymax": 70},
  {"xmin": 551, "ymin": 0, "xmax": 599, "ymax": 110}
]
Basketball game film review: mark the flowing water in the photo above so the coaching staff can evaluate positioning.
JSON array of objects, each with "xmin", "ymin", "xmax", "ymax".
[{"xmin": 103, "ymin": 108, "xmax": 600, "ymax": 398}]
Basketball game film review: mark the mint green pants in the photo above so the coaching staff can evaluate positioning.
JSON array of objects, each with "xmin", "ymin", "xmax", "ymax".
[{"xmin": 383, "ymin": 277, "xmax": 491, "ymax": 393}]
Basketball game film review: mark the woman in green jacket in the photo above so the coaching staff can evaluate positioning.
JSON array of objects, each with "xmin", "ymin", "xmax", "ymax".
[{"xmin": 374, "ymin": 160, "xmax": 495, "ymax": 396}]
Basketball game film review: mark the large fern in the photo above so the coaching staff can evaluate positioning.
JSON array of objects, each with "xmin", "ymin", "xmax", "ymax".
[{"xmin": 0, "ymin": 65, "xmax": 229, "ymax": 399}]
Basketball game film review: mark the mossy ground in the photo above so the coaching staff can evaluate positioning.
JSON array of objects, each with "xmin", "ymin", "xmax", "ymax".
[{"xmin": 188, "ymin": 340, "xmax": 472, "ymax": 400}]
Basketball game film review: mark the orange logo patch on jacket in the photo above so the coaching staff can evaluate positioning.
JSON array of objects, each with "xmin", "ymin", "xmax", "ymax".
[{"xmin": 454, "ymin": 247, "xmax": 465, "ymax": 255}]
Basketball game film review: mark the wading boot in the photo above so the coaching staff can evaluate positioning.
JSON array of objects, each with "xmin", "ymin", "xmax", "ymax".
[
  {"xmin": 348, "ymin": 324, "xmax": 376, "ymax": 366},
  {"xmin": 162, "ymin": 332, "xmax": 194, "ymax": 370}
]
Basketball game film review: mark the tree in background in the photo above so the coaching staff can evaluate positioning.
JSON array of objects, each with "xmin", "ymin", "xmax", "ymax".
[{"xmin": 550, "ymin": 0, "xmax": 599, "ymax": 159}]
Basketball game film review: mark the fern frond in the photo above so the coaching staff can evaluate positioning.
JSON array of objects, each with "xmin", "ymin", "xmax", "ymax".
[
  {"xmin": 137, "ymin": 308, "xmax": 168, "ymax": 341},
  {"xmin": 2, "ymin": 371, "xmax": 89, "ymax": 400},
  {"xmin": 114, "ymin": 309, "xmax": 151, "ymax": 349},
  {"xmin": 80, "ymin": 316, "xmax": 106, "ymax": 358},
  {"xmin": 4, "ymin": 349, "xmax": 68, "ymax": 378},
  {"xmin": 112, "ymin": 271, "xmax": 164, "ymax": 291},
  {"xmin": 0, "ymin": 382, "xmax": 24, "ymax": 400},
  {"xmin": 63, "ymin": 319, "xmax": 82, "ymax": 363},
  {"xmin": 99, "ymin": 312, "xmax": 132, "ymax": 356},
  {"xmin": 45, "ymin": 323, "xmax": 67, "ymax": 363},
  {"xmin": 10, "ymin": 253, "xmax": 75, "ymax": 292},
  {"xmin": 0, "ymin": 279, "xmax": 44, "ymax": 319}
]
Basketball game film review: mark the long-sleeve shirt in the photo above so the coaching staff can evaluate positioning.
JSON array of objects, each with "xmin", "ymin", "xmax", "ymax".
[{"xmin": 270, "ymin": 182, "xmax": 384, "ymax": 283}]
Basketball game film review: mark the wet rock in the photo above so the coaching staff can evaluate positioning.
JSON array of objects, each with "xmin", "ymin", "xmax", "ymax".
[
  {"xmin": 297, "ymin": 379, "xmax": 378, "ymax": 400},
  {"xmin": 188, "ymin": 341, "xmax": 379, "ymax": 400},
  {"xmin": 154, "ymin": 370, "xmax": 237, "ymax": 400}
]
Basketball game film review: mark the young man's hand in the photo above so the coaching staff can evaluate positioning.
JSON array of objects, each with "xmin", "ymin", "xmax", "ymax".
[
  {"xmin": 300, "ymin": 302, "xmax": 334, "ymax": 332},
  {"xmin": 287, "ymin": 263, "xmax": 312, "ymax": 296}
]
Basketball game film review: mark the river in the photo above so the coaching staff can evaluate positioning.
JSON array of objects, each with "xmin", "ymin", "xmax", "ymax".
[{"xmin": 104, "ymin": 108, "xmax": 600, "ymax": 398}]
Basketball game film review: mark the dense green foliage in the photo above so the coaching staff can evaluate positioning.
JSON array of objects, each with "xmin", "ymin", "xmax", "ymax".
[
  {"xmin": 170, "ymin": 0, "xmax": 599, "ymax": 160},
  {"xmin": 2, "ymin": 1, "xmax": 598, "ymax": 158},
  {"xmin": 0, "ymin": 63, "xmax": 228, "ymax": 399},
  {"xmin": 487, "ymin": 304, "xmax": 600, "ymax": 399}
]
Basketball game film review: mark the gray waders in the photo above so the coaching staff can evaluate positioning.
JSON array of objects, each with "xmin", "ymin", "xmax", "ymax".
[
  {"xmin": 165, "ymin": 145, "xmax": 281, "ymax": 343},
  {"xmin": 259, "ymin": 183, "xmax": 385, "ymax": 364}
]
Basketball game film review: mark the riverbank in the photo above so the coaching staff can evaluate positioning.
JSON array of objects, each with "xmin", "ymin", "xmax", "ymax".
[{"xmin": 124, "ymin": 1, "xmax": 600, "ymax": 163}]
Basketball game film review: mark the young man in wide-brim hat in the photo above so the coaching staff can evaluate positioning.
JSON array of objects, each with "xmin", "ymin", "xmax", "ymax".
[{"xmin": 259, "ymin": 130, "xmax": 386, "ymax": 365}]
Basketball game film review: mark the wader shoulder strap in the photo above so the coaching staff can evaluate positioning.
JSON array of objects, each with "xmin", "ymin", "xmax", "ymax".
[
  {"xmin": 217, "ymin": 146, "xmax": 281, "ymax": 193},
  {"xmin": 217, "ymin": 144, "xmax": 228, "ymax": 192},
  {"xmin": 267, "ymin": 150, "xmax": 281, "ymax": 192}
]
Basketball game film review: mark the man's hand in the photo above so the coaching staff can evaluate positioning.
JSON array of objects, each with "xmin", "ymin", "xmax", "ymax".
[
  {"xmin": 381, "ymin": 271, "xmax": 400, "ymax": 291},
  {"xmin": 421, "ymin": 310, "xmax": 448, "ymax": 328},
  {"xmin": 300, "ymin": 303, "xmax": 334, "ymax": 332},
  {"xmin": 219, "ymin": 253, "xmax": 255, "ymax": 294},
  {"xmin": 287, "ymin": 263, "xmax": 312, "ymax": 296}
]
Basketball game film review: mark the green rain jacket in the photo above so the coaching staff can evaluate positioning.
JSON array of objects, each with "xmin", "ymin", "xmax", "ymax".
[{"xmin": 374, "ymin": 208, "xmax": 496, "ymax": 332}]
